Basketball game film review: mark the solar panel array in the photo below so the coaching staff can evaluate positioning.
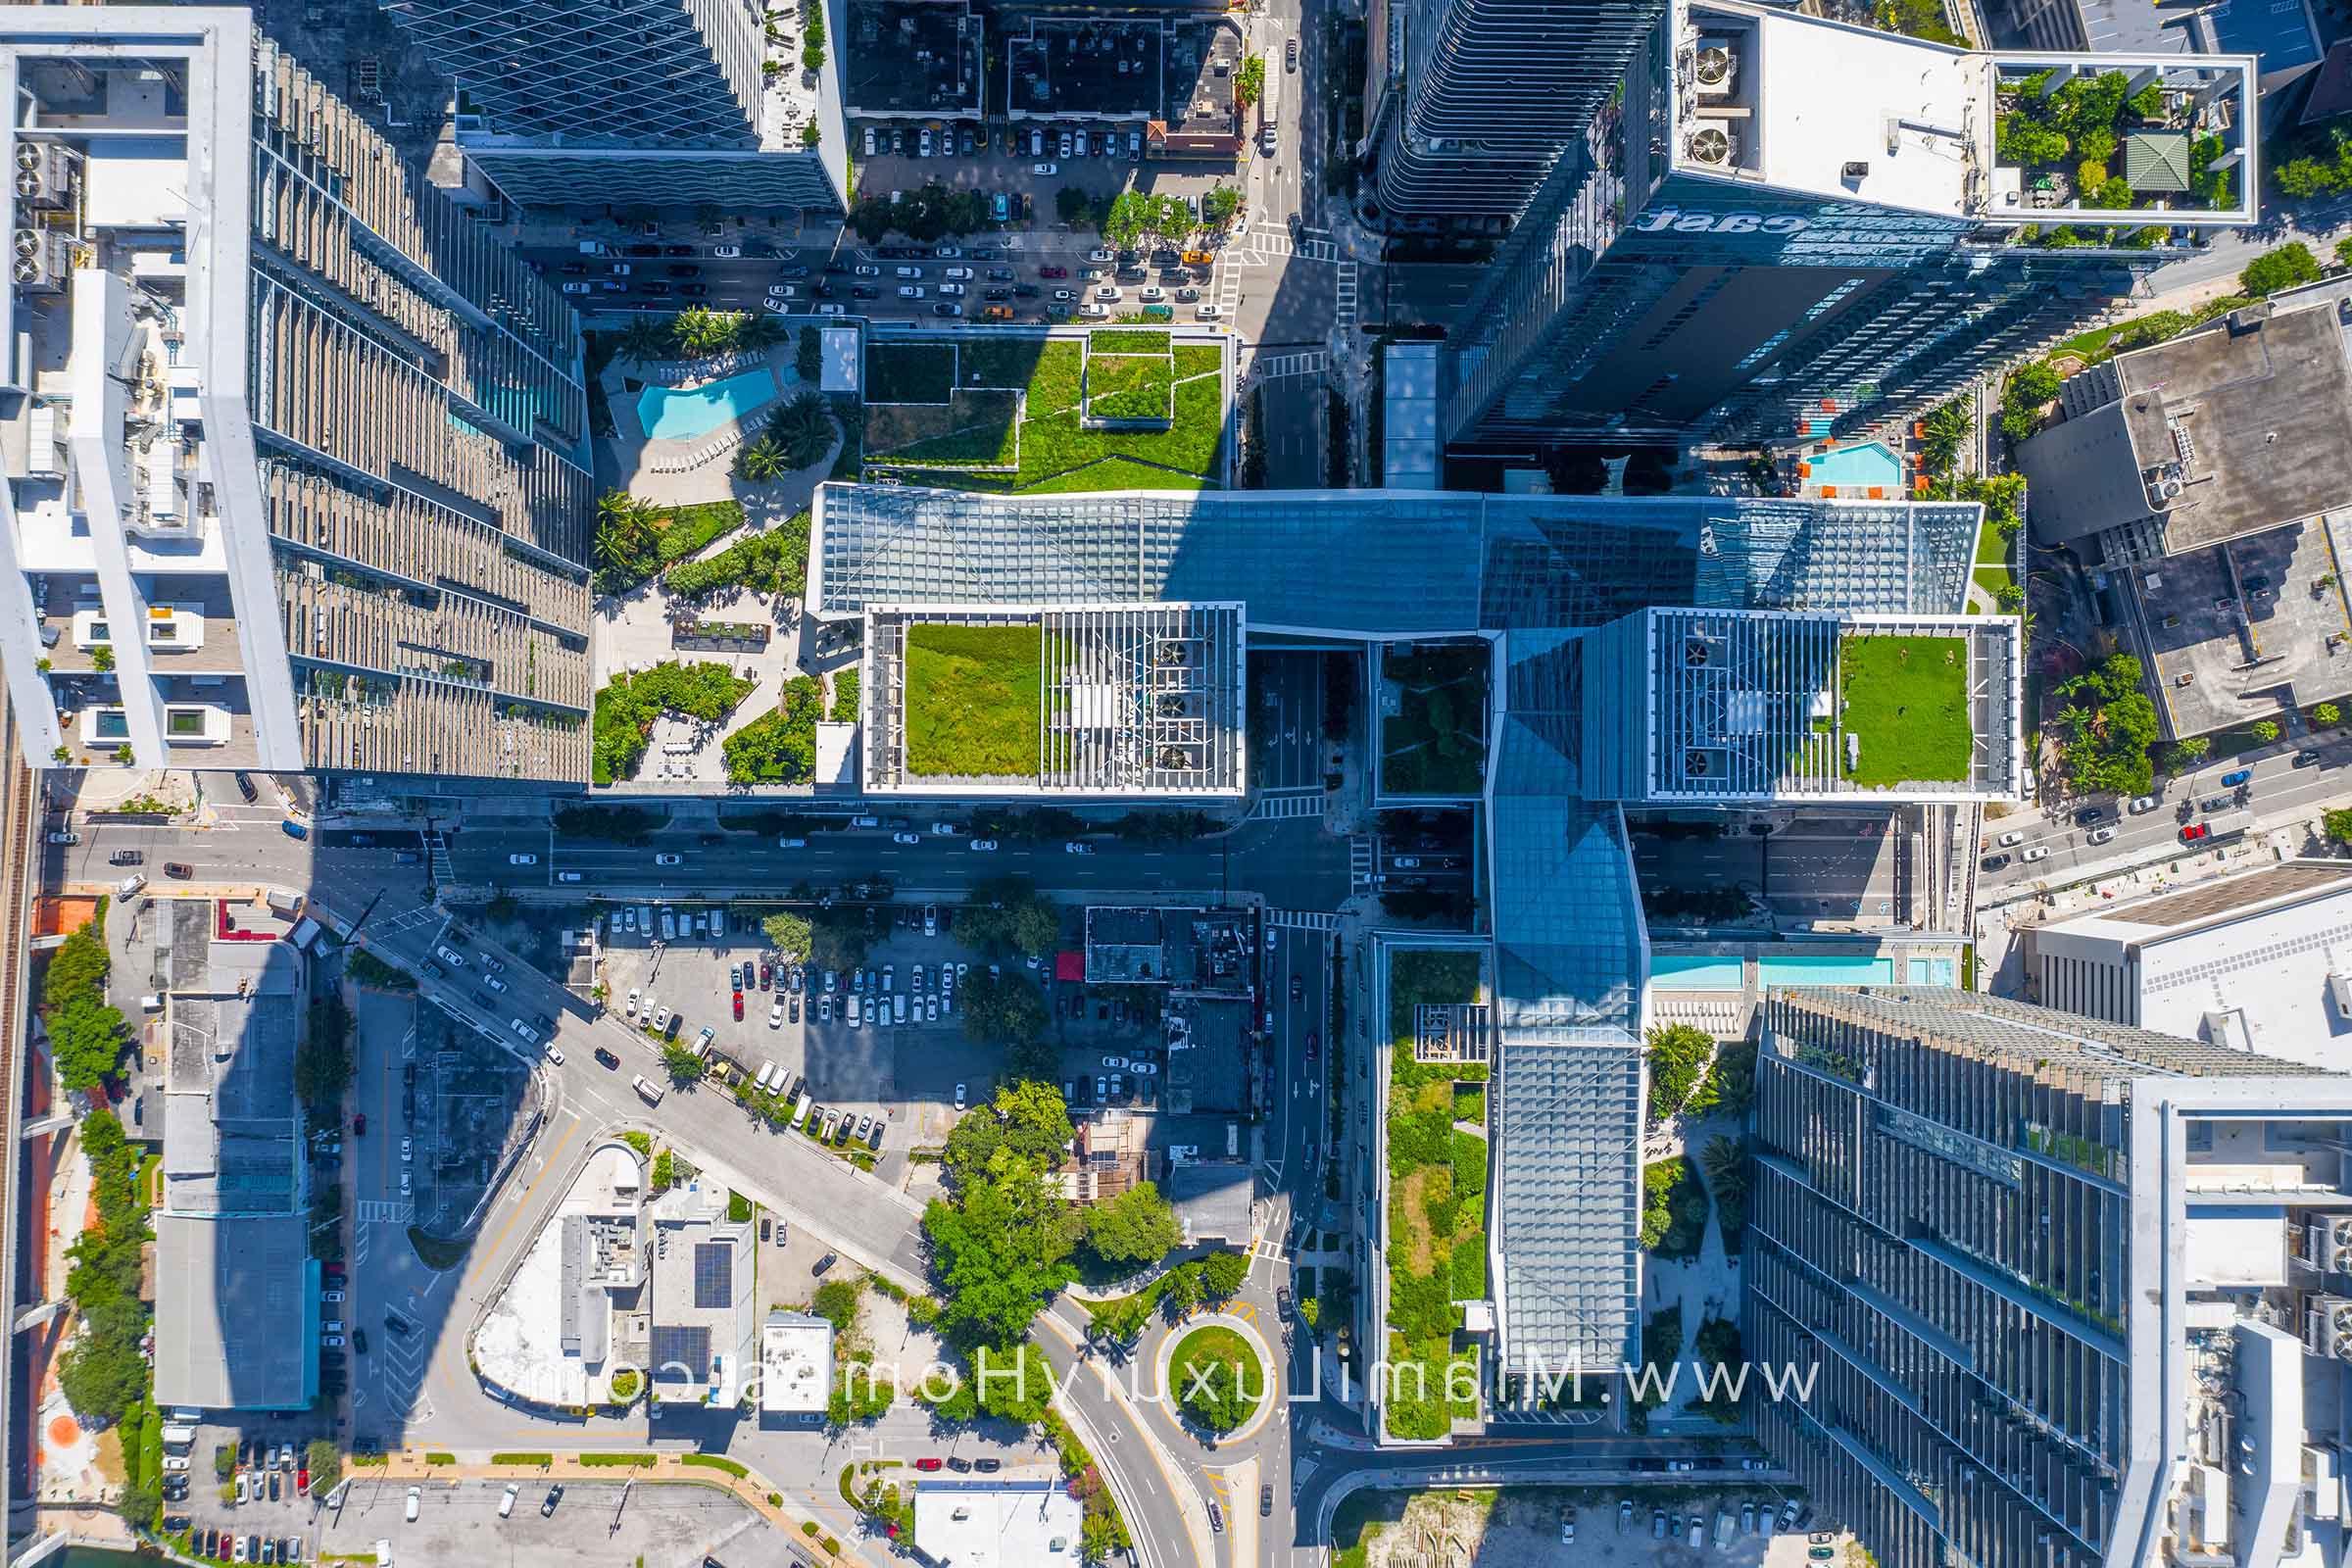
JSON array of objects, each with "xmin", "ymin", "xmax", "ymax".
[{"xmin": 692, "ymin": 1241, "xmax": 732, "ymax": 1310}]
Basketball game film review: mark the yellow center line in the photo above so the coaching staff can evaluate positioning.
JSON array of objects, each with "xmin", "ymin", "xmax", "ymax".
[{"xmin": 471, "ymin": 1115, "xmax": 584, "ymax": 1282}]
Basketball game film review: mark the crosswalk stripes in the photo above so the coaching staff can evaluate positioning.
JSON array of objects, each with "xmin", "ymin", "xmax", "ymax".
[
  {"xmin": 356, "ymin": 1199, "xmax": 414, "ymax": 1224},
  {"xmin": 1247, "ymin": 791, "xmax": 1325, "ymax": 822},
  {"xmin": 1349, "ymin": 836, "xmax": 1376, "ymax": 889},
  {"xmin": 1336, "ymin": 261, "xmax": 1358, "ymax": 332},
  {"xmin": 1216, "ymin": 257, "xmax": 1246, "ymax": 317},
  {"xmin": 1243, "ymin": 230, "xmax": 1342, "ymax": 264},
  {"xmin": 1265, "ymin": 908, "xmax": 1341, "ymax": 932},
  {"xmin": 1256, "ymin": 351, "xmax": 1328, "ymax": 380}
]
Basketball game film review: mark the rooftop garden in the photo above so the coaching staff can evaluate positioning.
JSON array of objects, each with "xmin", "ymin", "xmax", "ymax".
[
  {"xmin": 1838, "ymin": 633, "xmax": 1973, "ymax": 787},
  {"xmin": 591, "ymin": 494, "xmax": 745, "ymax": 598},
  {"xmin": 1382, "ymin": 948, "xmax": 1490, "ymax": 1443},
  {"xmin": 592, "ymin": 660, "xmax": 758, "ymax": 785},
  {"xmin": 1380, "ymin": 642, "xmax": 1491, "ymax": 798},
  {"xmin": 860, "ymin": 332, "xmax": 1227, "ymax": 493},
  {"xmin": 1995, "ymin": 69, "xmax": 2232, "ymax": 232},
  {"xmin": 903, "ymin": 622, "xmax": 1046, "ymax": 778}
]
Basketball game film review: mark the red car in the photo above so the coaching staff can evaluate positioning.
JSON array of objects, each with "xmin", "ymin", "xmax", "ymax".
[
  {"xmin": 759, "ymin": 961, "xmax": 772, "ymax": 990},
  {"xmin": 1039, "ymin": 265, "xmax": 1068, "ymax": 278},
  {"xmin": 352, "ymin": 1112, "xmax": 366, "ymax": 1135},
  {"xmin": 733, "ymin": 991, "xmax": 745, "ymax": 1020},
  {"xmin": 914, "ymin": 1457, "xmax": 944, "ymax": 1472},
  {"xmin": 2180, "ymin": 823, "xmax": 2210, "ymax": 843},
  {"xmin": 297, "ymin": 1468, "xmax": 310, "ymax": 1494}
]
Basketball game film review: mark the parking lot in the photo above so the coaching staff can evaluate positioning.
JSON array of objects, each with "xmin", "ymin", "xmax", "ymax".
[
  {"xmin": 318, "ymin": 1479, "xmax": 764, "ymax": 1568},
  {"xmin": 2132, "ymin": 521, "xmax": 2352, "ymax": 738},
  {"xmin": 165, "ymin": 1430, "xmax": 332, "ymax": 1565},
  {"xmin": 1341, "ymin": 1487, "xmax": 1840, "ymax": 1568}
]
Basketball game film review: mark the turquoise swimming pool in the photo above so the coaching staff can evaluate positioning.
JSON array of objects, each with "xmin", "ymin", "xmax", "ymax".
[
  {"xmin": 1909, "ymin": 956, "xmax": 1958, "ymax": 987},
  {"xmin": 1809, "ymin": 440, "xmax": 1903, "ymax": 492},
  {"xmin": 1651, "ymin": 955, "xmax": 1744, "ymax": 991},
  {"xmin": 1758, "ymin": 954, "xmax": 1895, "ymax": 986},
  {"xmin": 637, "ymin": 369, "xmax": 777, "ymax": 441}
]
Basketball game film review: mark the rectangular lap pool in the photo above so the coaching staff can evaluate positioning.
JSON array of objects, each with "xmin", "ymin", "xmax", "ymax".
[
  {"xmin": 1809, "ymin": 440, "xmax": 1902, "ymax": 493},
  {"xmin": 1650, "ymin": 955, "xmax": 1745, "ymax": 991},
  {"xmin": 1757, "ymin": 954, "xmax": 1895, "ymax": 987},
  {"xmin": 637, "ymin": 369, "xmax": 778, "ymax": 441}
]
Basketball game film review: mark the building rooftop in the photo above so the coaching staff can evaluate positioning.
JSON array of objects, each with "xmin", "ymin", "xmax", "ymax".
[
  {"xmin": 647, "ymin": 1180, "xmax": 755, "ymax": 1405},
  {"xmin": 2034, "ymin": 859, "xmax": 2352, "ymax": 1068},
  {"xmin": 860, "ymin": 604, "xmax": 1247, "ymax": 798},
  {"xmin": 472, "ymin": 1142, "xmax": 645, "ymax": 1409},
  {"xmin": 1082, "ymin": 906, "xmax": 1253, "ymax": 991},
  {"xmin": 2020, "ymin": 301, "xmax": 2352, "ymax": 552},
  {"xmin": 759, "ymin": 1311, "xmax": 834, "ymax": 1416},
  {"xmin": 152, "ymin": 1213, "xmax": 313, "ymax": 1411},
  {"xmin": 811, "ymin": 487, "xmax": 1987, "ymax": 631},
  {"xmin": 1164, "ymin": 994, "xmax": 1250, "ymax": 1115},
  {"xmin": 1588, "ymin": 608, "xmax": 2023, "ymax": 802},
  {"xmin": 912, "ymin": 1479, "xmax": 1084, "ymax": 1568},
  {"xmin": 846, "ymin": 0, "xmax": 984, "ymax": 117},
  {"xmin": 1166, "ymin": 1159, "xmax": 1252, "ymax": 1244}
]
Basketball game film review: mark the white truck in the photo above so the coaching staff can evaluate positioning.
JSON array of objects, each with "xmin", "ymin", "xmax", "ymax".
[
  {"xmin": 1256, "ymin": 56, "xmax": 1279, "ymax": 155},
  {"xmin": 633, "ymin": 1075, "xmax": 664, "ymax": 1105}
]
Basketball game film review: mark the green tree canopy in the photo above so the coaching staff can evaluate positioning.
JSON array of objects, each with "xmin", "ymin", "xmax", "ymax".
[
  {"xmin": 958, "ymin": 970, "xmax": 1054, "ymax": 1079},
  {"xmin": 920, "ymin": 1159, "xmax": 1077, "ymax": 1349},
  {"xmin": 762, "ymin": 910, "xmax": 813, "ymax": 961},
  {"xmin": 1083, "ymin": 1181, "xmax": 1180, "ymax": 1268},
  {"xmin": 1235, "ymin": 55, "xmax": 1266, "ymax": 108},
  {"xmin": 958, "ymin": 876, "xmax": 1062, "ymax": 957},
  {"xmin": 1199, "ymin": 1249, "xmax": 1249, "ymax": 1301},
  {"xmin": 1644, "ymin": 1022, "xmax": 1717, "ymax": 1124},
  {"xmin": 660, "ymin": 1043, "xmax": 705, "ymax": 1085},
  {"xmin": 2052, "ymin": 652, "xmax": 2159, "ymax": 796},
  {"xmin": 2242, "ymin": 242, "xmax": 2323, "ymax": 299},
  {"xmin": 943, "ymin": 1080, "xmax": 1073, "ymax": 1186}
]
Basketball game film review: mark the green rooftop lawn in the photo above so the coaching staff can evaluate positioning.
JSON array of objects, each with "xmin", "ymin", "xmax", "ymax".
[
  {"xmin": 865, "ymin": 342, "xmax": 956, "ymax": 403},
  {"xmin": 1381, "ymin": 947, "xmax": 1490, "ymax": 1442},
  {"xmin": 903, "ymin": 622, "xmax": 1044, "ymax": 778},
  {"xmin": 1083, "ymin": 353, "xmax": 1175, "ymax": 423},
  {"xmin": 861, "ymin": 333, "xmax": 1222, "ymax": 492},
  {"xmin": 1839, "ymin": 633, "xmax": 1974, "ymax": 786},
  {"xmin": 1380, "ymin": 642, "xmax": 1491, "ymax": 796},
  {"xmin": 875, "ymin": 390, "xmax": 1021, "ymax": 466}
]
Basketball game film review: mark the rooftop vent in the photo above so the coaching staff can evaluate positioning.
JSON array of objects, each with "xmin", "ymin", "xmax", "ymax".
[{"xmin": 1686, "ymin": 125, "xmax": 1736, "ymax": 167}]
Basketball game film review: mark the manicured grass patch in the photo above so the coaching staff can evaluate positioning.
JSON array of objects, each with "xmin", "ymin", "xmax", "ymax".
[
  {"xmin": 1174, "ymin": 343, "xmax": 1223, "ymax": 381},
  {"xmin": 1168, "ymin": 1324, "xmax": 1267, "ymax": 1434},
  {"xmin": 1018, "ymin": 373, "xmax": 1224, "ymax": 486},
  {"xmin": 1974, "ymin": 564, "xmax": 2016, "ymax": 600},
  {"xmin": 1089, "ymin": 329, "xmax": 1171, "ymax": 354},
  {"xmin": 1021, "ymin": 457, "xmax": 1210, "ymax": 494},
  {"xmin": 592, "ymin": 660, "xmax": 759, "ymax": 785},
  {"xmin": 424, "ymin": 1452, "xmax": 457, "ymax": 1466},
  {"xmin": 958, "ymin": 338, "xmax": 1059, "ymax": 391},
  {"xmin": 1839, "ymin": 634, "xmax": 1973, "ymax": 786},
  {"xmin": 865, "ymin": 342, "xmax": 956, "ymax": 403},
  {"xmin": 1976, "ymin": 520, "xmax": 2013, "ymax": 566},
  {"xmin": 490, "ymin": 1452, "xmax": 555, "ymax": 1466},
  {"xmin": 862, "ymin": 400, "xmax": 961, "ymax": 451},
  {"xmin": 888, "ymin": 390, "xmax": 1022, "ymax": 465},
  {"xmin": 720, "ymin": 674, "xmax": 824, "ymax": 785},
  {"xmin": 1381, "ymin": 642, "xmax": 1490, "ymax": 796},
  {"xmin": 682, "ymin": 1453, "xmax": 750, "ymax": 1478},
  {"xmin": 578, "ymin": 1452, "xmax": 660, "ymax": 1468},
  {"xmin": 1387, "ymin": 949, "xmax": 1484, "ymax": 1046},
  {"xmin": 904, "ymin": 623, "xmax": 1043, "ymax": 777},
  {"xmin": 1022, "ymin": 341, "xmax": 1085, "ymax": 415},
  {"xmin": 1085, "ymin": 354, "xmax": 1175, "ymax": 422}
]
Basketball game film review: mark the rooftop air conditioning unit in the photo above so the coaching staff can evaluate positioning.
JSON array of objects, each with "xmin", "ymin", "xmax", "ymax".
[
  {"xmin": 12, "ymin": 228, "xmax": 69, "ymax": 292},
  {"xmin": 1687, "ymin": 125, "xmax": 1736, "ymax": 167},
  {"xmin": 14, "ymin": 143, "xmax": 75, "ymax": 208},
  {"xmin": 1694, "ymin": 41, "xmax": 1735, "ymax": 92}
]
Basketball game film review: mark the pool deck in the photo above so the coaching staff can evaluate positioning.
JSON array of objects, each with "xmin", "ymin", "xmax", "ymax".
[
  {"xmin": 603, "ymin": 347, "xmax": 797, "ymax": 508},
  {"xmin": 1646, "ymin": 936, "xmax": 1968, "ymax": 1040}
]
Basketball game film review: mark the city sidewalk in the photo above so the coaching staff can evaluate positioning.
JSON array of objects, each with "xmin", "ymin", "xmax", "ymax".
[{"xmin": 359, "ymin": 1451, "xmax": 879, "ymax": 1566}]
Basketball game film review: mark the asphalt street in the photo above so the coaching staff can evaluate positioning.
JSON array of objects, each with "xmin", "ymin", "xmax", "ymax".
[{"xmin": 1977, "ymin": 734, "xmax": 2352, "ymax": 898}]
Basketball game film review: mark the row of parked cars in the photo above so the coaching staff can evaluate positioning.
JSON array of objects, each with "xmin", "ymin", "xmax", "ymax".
[
  {"xmin": 186, "ymin": 1526, "xmax": 304, "ymax": 1564},
  {"xmin": 859, "ymin": 122, "xmax": 1148, "ymax": 163}
]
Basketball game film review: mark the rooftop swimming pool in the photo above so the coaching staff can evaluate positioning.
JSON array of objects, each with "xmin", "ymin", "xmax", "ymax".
[
  {"xmin": 1757, "ymin": 955, "xmax": 1895, "ymax": 986},
  {"xmin": 637, "ymin": 369, "xmax": 777, "ymax": 441},
  {"xmin": 1809, "ymin": 440, "xmax": 1903, "ymax": 493},
  {"xmin": 1650, "ymin": 955, "xmax": 1744, "ymax": 991}
]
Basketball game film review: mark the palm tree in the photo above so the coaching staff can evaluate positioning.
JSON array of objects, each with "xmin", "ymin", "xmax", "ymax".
[
  {"xmin": 594, "ymin": 490, "xmax": 658, "ymax": 577},
  {"xmin": 769, "ymin": 389, "xmax": 835, "ymax": 469},
  {"xmin": 737, "ymin": 315, "xmax": 787, "ymax": 353},
  {"xmin": 1700, "ymin": 1135, "xmax": 1748, "ymax": 1200},
  {"xmin": 617, "ymin": 316, "xmax": 671, "ymax": 365},
  {"xmin": 736, "ymin": 438, "xmax": 788, "ymax": 484},
  {"xmin": 670, "ymin": 307, "xmax": 741, "ymax": 360}
]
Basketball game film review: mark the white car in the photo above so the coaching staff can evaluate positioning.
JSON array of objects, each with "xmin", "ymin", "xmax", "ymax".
[
  {"xmin": 1095, "ymin": 285, "xmax": 1121, "ymax": 302},
  {"xmin": 2087, "ymin": 826, "xmax": 2118, "ymax": 844},
  {"xmin": 1088, "ymin": 248, "xmax": 1113, "ymax": 263},
  {"xmin": 944, "ymin": 267, "xmax": 974, "ymax": 280},
  {"xmin": 954, "ymin": 1082, "xmax": 967, "ymax": 1109},
  {"xmin": 769, "ymin": 1001, "xmax": 785, "ymax": 1028},
  {"xmin": 935, "ymin": 245, "xmax": 962, "ymax": 259},
  {"xmin": 500, "ymin": 1483, "xmax": 520, "ymax": 1519},
  {"xmin": 1102, "ymin": 1054, "xmax": 1129, "ymax": 1069},
  {"xmin": 925, "ymin": 997, "xmax": 939, "ymax": 1022},
  {"xmin": 163, "ymin": 1454, "xmax": 190, "ymax": 1472},
  {"xmin": 1033, "ymin": 162, "xmax": 1059, "ymax": 175},
  {"xmin": 1053, "ymin": 288, "xmax": 1075, "ymax": 302},
  {"xmin": 893, "ymin": 831, "xmax": 922, "ymax": 845},
  {"xmin": 400, "ymin": 1138, "xmax": 414, "ymax": 1163},
  {"xmin": 931, "ymin": 821, "xmax": 960, "ymax": 835},
  {"xmin": 768, "ymin": 283, "xmax": 797, "ymax": 298},
  {"xmin": 939, "ymin": 282, "xmax": 965, "ymax": 297},
  {"xmin": 1065, "ymin": 841, "xmax": 1094, "ymax": 855},
  {"xmin": 323, "ymin": 1335, "xmax": 346, "ymax": 1349},
  {"xmin": 2128, "ymin": 795, "xmax": 2161, "ymax": 813},
  {"xmin": 898, "ymin": 284, "xmax": 926, "ymax": 299},
  {"xmin": 625, "ymin": 987, "xmax": 641, "ymax": 1018},
  {"xmin": 321, "ymin": 1289, "xmax": 346, "ymax": 1302},
  {"xmin": 1996, "ymin": 830, "xmax": 2025, "ymax": 847},
  {"xmin": 655, "ymin": 853, "xmax": 681, "ymax": 866},
  {"xmin": 545, "ymin": 1045, "xmax": 565, "ymax": 1065},
  {"xmin": 1133, "ymin": 1060, "xmax": 1159, "ymax": 1076},
  {"xmin": 509, "ymin": 853, "xmax": 538, "ymax": 865},
  {"xmin": 713, "ymin": 245, "xmax": 741, "ymax": 259},
  {"xmin": 854, "ymin": 264, "xmax": 881, "ymax": 276},
  {"xmin": 2021, "ymin": 846, "xmax": 2051, "ymax": 862},
  {"xmin": 406, "ymin": 1487, "xmax": 421, "ymax": 1523},
  {"xmin": 561, "ymin": 281, "xmax": 593, "ymax": 295},
  {"xmin": 969, "ymin": 839, "xmax": 1000, "ymax": 852},
  {"xmin": 816, "ymin": 304, "xmax": 848, "ymax": 316}
]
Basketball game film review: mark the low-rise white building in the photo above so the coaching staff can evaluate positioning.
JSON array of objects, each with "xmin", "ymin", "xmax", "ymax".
[
  {"xmin": 912, "ymin": 1479, "xmax": 1084, "ymax": 1568},
  {"xmin": 2030, "ymin": 858, "xmax": 2352, "ymax": 1067},
  {"xmin": 758, "ymin": 1310, "xmax": 833, "ymax": 1418}
]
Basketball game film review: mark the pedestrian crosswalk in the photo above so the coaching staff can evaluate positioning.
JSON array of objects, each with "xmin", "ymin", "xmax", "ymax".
[
  {"xmin": 357, "ymin": 1199, "xmax": 414, "ymax": 1225},
  {"xmin": 1215, "ymin": 254, "xmax": 1246, "ymax": 316},
  {"xmin": 1335, "ymin": 260, "xmax": 1358, "ymax": 332},
  {"xmin": 1240, "ymin": 229, "xmax": 1341, "ymax": 264},
  {"xmin": 1255, "ymin": 350, "xmax": 1328, "ymax": 380},
  {"xmin": 1248, "ymin": 791, "xmax": 1326, "ymax": 822},
  {"xmin": 1349, "ymin": 836, "xmax": 1376, "ymax": 890},
  {"xmin": 1266, "ymin": 908, "xmax": 1341, "ymax": 932}
]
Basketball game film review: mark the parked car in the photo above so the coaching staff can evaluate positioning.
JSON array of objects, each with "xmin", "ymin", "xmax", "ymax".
[{"xmin": 2221, "ymin": 767, "xmax": 2254, "ymax": 788}]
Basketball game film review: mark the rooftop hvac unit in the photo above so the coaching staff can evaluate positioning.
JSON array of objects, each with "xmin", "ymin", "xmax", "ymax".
[
  {"xmin": 2330, "ymin": 1220, "xmax": 2352, "ymax": 1272},
  {"xmin": 1694, "ymin": 40, "xmax": 1736, "ymax": 93},
  {"xmin": 14, "ymin": 142, "xmax": 75, "ymax": 209},
  {"xmin": 11, "ymin": 228, "xmax": 69, "ymax": 292},
  {"xmin": 1686, "ymin": 125, "xmax": 1737, "ymax": 167}
]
